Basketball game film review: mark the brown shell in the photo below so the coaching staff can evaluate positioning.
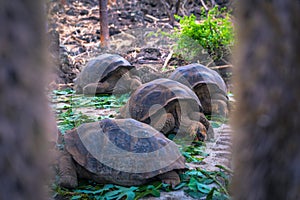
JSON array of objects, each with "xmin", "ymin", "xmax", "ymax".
[
  {"xmin": 122, "ymin": 78, "xmax": 203, "ymax": 122},
  {"xmin": 74, "ymin": 54, "xmax": 134, "ymax": 93},
  {"xmin": 63, "ymin": 118, "xmax": 185, "ymax": 185},
  {"xmin": 169, "ymin": 64, "xmax": 228, "ymax": 97}
]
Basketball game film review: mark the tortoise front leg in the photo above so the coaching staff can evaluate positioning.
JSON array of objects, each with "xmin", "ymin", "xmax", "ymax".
[
  {"xmin": 54, "ymin": 148, "xmax": 78, "ymax": 188},
  {"xmin": 128, "ymin": 77, "xmax": 142, "ymax": 92},
  {"xmin": 211, "ymin": 99, "xmax": 229, "ymax": 118},
  {"xmin": 157, "ymin": 171, "xmax": 181, "ymax": 188}
]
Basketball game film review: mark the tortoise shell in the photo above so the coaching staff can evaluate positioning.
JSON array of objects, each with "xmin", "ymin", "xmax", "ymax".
[
  {"xmin": 121, "ymin": 78, "xmax": 203, "ymax": 122},
  {"xmin": 63, "ymin": 118, "xmax": 185, "ymax": 185},
  {"xmin": 169, "ymin": 64, "xmax": 228, "ymax": 97},
  {"xmin": 74, "ymin": 54, "xmax": 135, "ymax": 93}
]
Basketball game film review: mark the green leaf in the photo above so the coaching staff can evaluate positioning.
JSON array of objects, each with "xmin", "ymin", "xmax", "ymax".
[
  {"xmin": 53, "ymin": 88, "xmax": 75, "ymax": 95},
  {"xmin": 206, "ymin": 187, "xmax": 216, "ymax": 200},
  {"xmin": 103, "ymin": 186, "xmax": 137, "ymax": 200},
  {"xmin": 135, "ymin": 183, "xmax": 162, "ymax": 199},
  {"xmin": 187, "ymin": 177, "xmax": 199, "ymax": 191},
  {"xmin": 173, "ymin": 182, "xmax": 186, "ymax": 190},
  {"xmin": 185, "ymin": 189, "xmax": 206, "ymax": 199},
  {"xmin": 196, "ymin": 182, "xmax": 211, "ymax": 194},
  {"xmin": 75, "ymin": 184, "xmax": 115, "ymax": 196},
  {"xmin": 71, "ymin": 195, "xmax": 82, "ymax": 200},
  {"xmin": 185, "ymin": 170, "xmax": 206, "ymax": 178}
]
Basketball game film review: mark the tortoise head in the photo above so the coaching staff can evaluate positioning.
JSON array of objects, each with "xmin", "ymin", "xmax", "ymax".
[
  {"xmin": 129, "ymin": 76, "xmax": 142, "ymax": 92},
  {"xmin": 211, "ymin": 99, "xmax": 229, "ymax": 118},
  {"xmin": 186, "ymin": 122, "xmax": 207, "ymax": 141}
]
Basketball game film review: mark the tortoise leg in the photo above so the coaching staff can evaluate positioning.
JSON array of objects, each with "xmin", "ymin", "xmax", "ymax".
[
  {"xmin": 129, "ymin": 77, "xmax": 142, "ymax": 92},
  {"xmin": 176, "ymin": 101, "xmax": 208, "ymax": 141},
  {"xmin": 113, "ymin": 79, "xmax": 132, "ymax": 94},
  {"xmin": 211, "ymin": 99, "xmax": 229, "ymax": 118},
  {"xmin": 179, "ymin": 117, "xmax": 208, "ymax": 141},
  {"xmin": 151, "ymin": 113, "xmax": 176, "ymax": 135},
  {"xmin": 114, "ymin": 75, "xmax": 142, "ymax": 93},
  {"xmin": 54, "ymin": 148, "xmax": 78, "ymax": 188},
  {"xmin": 189, "ymin": 112, "xmax": 210, "ymax": 130},
  {"xmin": 199, "ymin": 98, "xmax": 212, "ymax": 115},
  {"xmin": 157, "ymin": 171, "xmax": 181, "ymax": 188},
  {"xmin": 83, "ymin": 82, "xmax": 112, "ymax": 95},
  {"xmin": 189, "ymin": 112, "xmax": 215, "ymax": 141}
]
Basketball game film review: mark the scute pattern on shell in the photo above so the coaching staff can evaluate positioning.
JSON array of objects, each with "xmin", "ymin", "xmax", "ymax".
[
  {"xmin": 63, "ymin": 118, "xmax": 185, "ymax": 185},
  {"xmin": 169, "ymin": 64, "xmax": 228, "ymax": 96},
  {"xmin": 100, "ymin": 118, "xmax": 170, "ymax": 153},
  {"xmin": 74, "ymin": 54, "xmax": 134, "ymax": 92},
  {"xmin": 125, "ymin": 78, "xmax": 203, "ymax": 122}
]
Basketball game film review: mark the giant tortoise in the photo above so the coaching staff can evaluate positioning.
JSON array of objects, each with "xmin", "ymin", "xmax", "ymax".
[
  {"xmin": 54, "ymin": 118, "xmax": 186, "ymax": 188},
  {"xmin": 169, "ymin": 64, "xmax": 229, "ymax": 117},
  {"xmin": 74, "ymin": 54, "xmax": 142, "ymax": 95},
  {"xmin": 118, "ymin": 78, "xmax": 214, "ymax": 141}
]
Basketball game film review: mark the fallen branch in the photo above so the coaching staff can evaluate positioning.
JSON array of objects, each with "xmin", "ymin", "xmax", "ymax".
[
  {"xmin": 163, "ymin": 50, "xmax": 173, "ymax": 69},
  {"xmin": 200, "ymin": 0, "xmax": 209, "ymax": 11}
]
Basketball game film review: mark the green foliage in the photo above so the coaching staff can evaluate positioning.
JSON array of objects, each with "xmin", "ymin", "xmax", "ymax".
[
  {"xmin": 56, "ymin": 108, "xmax": 98, "ymax": 133},
  {"xmin": 51, "ymin": 89, "xmax": 129, "ymax": 110},
  {"xmin": 181, "ymin": 167, "xmax": 232, "ymax": 200},
  {"xmin": 53, "ymin": 181, "xmax": 163, "ymax": 200},
  {"xmin": 171, "ymin": 6, "xmax": 234, "ymax": 63},
  {"xmin": 53, "ymin": 165, "xmax": 232, "ymax": 200},
  {"xmin": 50, "ymin": 88, "xmax": 129, "ymax": 133},
  {"xmin": 179, "ymin": 141, "xmax": 208, "ymax": 163}
]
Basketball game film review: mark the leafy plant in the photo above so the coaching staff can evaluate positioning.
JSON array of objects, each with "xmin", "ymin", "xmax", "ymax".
[
  {"xmin": 180, "ymin": 167, "xmax": 232, "ymax": 200},
  {"xmin": 179, "ymin": 141, "xmax": 208, "ymax": 163},
  {"xmin": 51, "ymin": 89, "xmax": 129, "ymax": 110},
  {"xmin": 56, "ymin": 108, "xmax": 98, "ymax": 133},
  {"xmin": 53, "ymin": 165, "xmax": 232, "ymax": 200},
  {"xmin": 50, "ymin": 89, "xmax": 129, "ymax": 133},
  {"xmin": 53, "ymin": 181, "xmax": 164, "ymax": 200},
  {"xmin": 171, "ymin": 6, "xmax": 234, "ymax": 63}
]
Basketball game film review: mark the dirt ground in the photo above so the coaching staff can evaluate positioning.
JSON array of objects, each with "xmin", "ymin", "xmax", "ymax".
[{"xmin": 46, "ymin": 0, "xmax": 233, "ymax": 89}]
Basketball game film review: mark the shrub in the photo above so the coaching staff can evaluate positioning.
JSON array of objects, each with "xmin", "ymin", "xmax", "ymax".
[{"xmin": 172, "ymin": 6, "xmax": 235, "ymax": 65}]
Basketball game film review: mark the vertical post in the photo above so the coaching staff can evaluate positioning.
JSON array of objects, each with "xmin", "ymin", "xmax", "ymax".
[
  {"xmin": 232, "ymin": 1, "xmax": 300, "ymax": 199},
  {"xmin": 99, "ymin": 0, "xmax": 109, "ymax": 48},
  {"xmin": 0, "ymin": 0, "xmax": 51, "ymax": 199}
]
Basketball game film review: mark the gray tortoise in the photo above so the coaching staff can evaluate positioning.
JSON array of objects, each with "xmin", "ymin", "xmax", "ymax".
[
  {"xmin": 74, "ymin": 54, "xmax": 142, "ymax": 95},
  {"xmin": 54, "ymin": 118, "xmax": 186, "ymax": 188},
  {"xmin": 118, "ymin": 78, "xmax": 214, "ymax": 141},
  {"xmin": 169, "ymin": 64, "xmax": 229, "ymax": 117}
]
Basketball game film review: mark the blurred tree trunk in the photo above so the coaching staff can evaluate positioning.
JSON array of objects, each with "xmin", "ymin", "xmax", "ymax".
[
  {"xmin": 99, "ymin": 0, "xmax": 110, "ymax": 48},
  {"xmin": 232, "ymin": 0, "xmax": 300, "ymax": 199},
  {"xmin": 0, "ymin": 0, "xmax": 52, "ymax": 199}
]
